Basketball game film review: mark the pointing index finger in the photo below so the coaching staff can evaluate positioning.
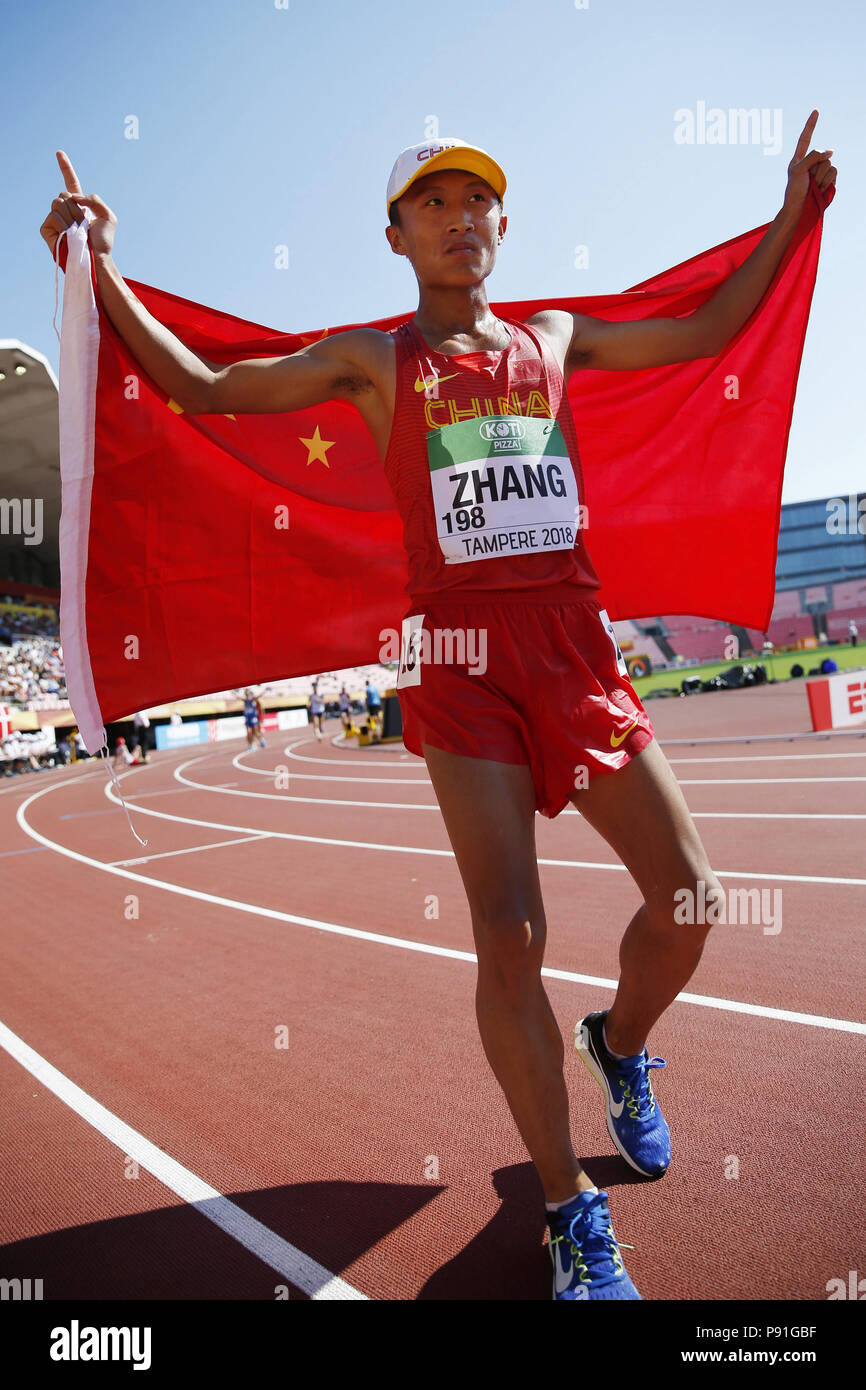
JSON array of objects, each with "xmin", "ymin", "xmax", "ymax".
[
  {"xmin": 794, "ymin": 110, "xmax": 819, "ymax": 161},
  {"xmin": 56, "ymin": 149, "xmax": 83, "ymax": 195}
]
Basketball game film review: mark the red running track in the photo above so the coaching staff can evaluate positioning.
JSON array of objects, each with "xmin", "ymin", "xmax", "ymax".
[{"xmin": 0, "ymin": 682, "xmax": 864, "ymax": 1300}]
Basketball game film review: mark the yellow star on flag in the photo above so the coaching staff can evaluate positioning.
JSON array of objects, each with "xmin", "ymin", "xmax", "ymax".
[{"xmin": 299, "ymin": 424, "xmax": 335, "ymax": 467}]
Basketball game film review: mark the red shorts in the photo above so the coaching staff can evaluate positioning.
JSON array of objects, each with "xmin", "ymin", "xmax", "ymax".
[{"xmin": 396, "ymin": 589, "xmax": 655, "ymax": 820}]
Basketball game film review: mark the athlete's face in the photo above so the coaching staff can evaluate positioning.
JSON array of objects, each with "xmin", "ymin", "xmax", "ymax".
[{"xmin": 386, "ymin": 169, "xmax": 506, "ymax": 286}]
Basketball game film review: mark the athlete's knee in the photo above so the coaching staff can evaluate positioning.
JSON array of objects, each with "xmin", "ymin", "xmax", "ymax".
[
  {"xmin": 472, "ymin": 906, "xmax": 547, "ymax": 989},
  {"xmin": 649, "ymin": 862, "xmax": 725, "ymax": 934}
]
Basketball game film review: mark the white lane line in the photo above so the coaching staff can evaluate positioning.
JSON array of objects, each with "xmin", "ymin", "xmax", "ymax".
[
  {"xmin": 0, "ymin": 769, "xmax": 101, "ymax": 798},
  {"xmin": 179, "ymin": 758, "xmax": 437, "ymax": 809},
  {"xmin": 0, "ymin": 1019, "xmax": 366, "ymax": 1299},
  {"xmin": 277, "ymin": 737, "xmax": 866, "ymax": 771},
  {"xmin": 15, "ymin": 779, "xmax": 866, "ymax": 1032},
  {"xmin": 669, "ymin": 777, "xmax": 866, "ymax": 785},
  {"xmin": 692, "ymin": 812, "xmax": 866, "ymax": 820},
  {"xmin": 125, "ymin": 783, "xmax": 240, "ymax": 800},
  {"xmin": 668, "ymin": 752, "xmax": 866, "ymax": 764},
  {"xmin": 661, "ymin": 731, "xmax": 866, "ymax": 747},
  {"xmin": 542, "ymin": 971, "xmax": 866, "ymax": 1034},
  {"xmin": 180, "ymin": 761, "xmax": 866, "ymax": 811},
  {"xmin": 182, "ymin": 760, "xmax": 866, "ymax": 808},
  {"xmin": 223, "ymin": 762, "xmax": 866, "ymax": 811},
  {"xmin": 88, "ymin": 764, "xmax": 865, "ymax": 887},
  {"xmin": 108, "ymin": 833, "xmax": 271, "ymax": 868},
  {"xmin": 235, "ymin": 761, "xmax": 430, "ymax": 785},
  {"xmin": 239, "ymin": 756, "xmax": 866, "ymax": 791},
  {"xmin": 279, "ymin": 740, "xmax": 420, "ymax": 769},
  {"xmin": 193, "ymin": 756, "xmax": 866, "ymax": 818}
]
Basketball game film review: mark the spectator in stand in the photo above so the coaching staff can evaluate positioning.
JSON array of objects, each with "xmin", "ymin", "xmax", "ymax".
[{"xmin": 1, "ymin": 728, "xmax": 58, "ymax": 773}]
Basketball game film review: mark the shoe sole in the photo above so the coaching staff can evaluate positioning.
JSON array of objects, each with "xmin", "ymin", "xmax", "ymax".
[{"xmin": 574, "ymin": 1019, "xmax": 667, "ymax": 1179}]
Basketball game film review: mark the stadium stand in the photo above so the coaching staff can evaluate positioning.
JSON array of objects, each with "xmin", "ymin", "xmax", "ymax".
[{"xmin": 610, "ymin": 619, "xmax": 669, "ymax": 670}]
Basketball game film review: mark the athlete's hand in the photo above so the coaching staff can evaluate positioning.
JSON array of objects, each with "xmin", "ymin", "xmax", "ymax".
[
  {"xmin": 783, "ymin": 110, "xmax": 836, "ymax": 217},
  {"xmin": 39, "ymin": 150, "xmax": 117, "ymax": 260}
]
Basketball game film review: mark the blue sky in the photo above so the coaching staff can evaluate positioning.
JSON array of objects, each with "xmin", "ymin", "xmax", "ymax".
[{"xmin": 3, "ymin": 0, "xmax": 862, "ymax": 503}]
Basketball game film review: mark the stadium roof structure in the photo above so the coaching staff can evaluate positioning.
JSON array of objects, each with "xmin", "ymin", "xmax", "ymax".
[{"xmin": 0, "ymin": 340, "xmax": 61, "ymax": 588}]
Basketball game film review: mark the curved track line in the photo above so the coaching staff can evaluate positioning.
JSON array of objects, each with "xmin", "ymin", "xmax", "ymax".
[
  {"xmin": 232, "ymin": 754, "xmax": 430, "ymax": 785},
  {"xmin": 179, "ymin": 756, "xmax": 437, "ymax": 810},
  {"xmin": 179, "ymin": 757, "xmax": 866, "ymax": 812},
  {"xmin": 0, "ymin": 1019, "xmax": 366, "ymax": 1300},
  {"xmin": 14, "ymin": 777, "xmax": 866, "ymax": 1032},
  {"xmin": 283, "ymin": 738, "xmax": 421, "ymax": 767},
  {"xmin": 226, "ymin": 754, "xmax": 866, "ymax": 818},
  {"xmin": 289, "ymin": 734, "xmax": 866, "ymax": 769},
  {"xmin": 667, "ymin": 752, "xmax": 866, "ymax": 764},
  {"xmin": 170, "ymin": 759, "xmax": 866, "ymax": 875}
]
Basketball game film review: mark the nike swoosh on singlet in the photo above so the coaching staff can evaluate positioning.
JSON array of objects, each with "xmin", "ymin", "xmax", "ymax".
[
  {"xmin": 413, "ymin": 372, "xmax": 460, "ymax": 392},
  {"xmin": 610, "ymin": 718, "xmax": 640, "ymax": 749}
]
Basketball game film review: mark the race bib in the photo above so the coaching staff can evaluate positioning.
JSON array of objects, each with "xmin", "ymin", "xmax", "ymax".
[
  {"xmin": 396, "ymin": 613, "xmax": 425, "ymax": 689},
  {"xmin": 598, "ymin": 607, "xmax": 630, "ymax": 679},
  {"xmin": 426, "ymin": 415, "xmax": 581, "ymax": 564}
]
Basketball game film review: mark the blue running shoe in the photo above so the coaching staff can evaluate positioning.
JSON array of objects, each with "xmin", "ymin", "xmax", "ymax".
[
  {"xmin": 575, "ymin": 1010, "xmax": 670, "ymax": 1178},
  {"xmin": 546, "ymin": 1189, "xmax": 641, "ymax": 1300}
]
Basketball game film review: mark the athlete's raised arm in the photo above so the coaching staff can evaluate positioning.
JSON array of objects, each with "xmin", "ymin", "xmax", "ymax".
[
  {"xmin": 41, "ymin": 151, "xmax": 384, "ymax": 418},
  {"xmin": 190, "ymin": 330, "xmax": 384, "ymax": 416},
  {"xmin": 565, "ymin": 310, "xmax": 721, "ymax": 373},
  {"xmin": 564, "ymin": 109, "xmax": 835, "ymax": 374}
]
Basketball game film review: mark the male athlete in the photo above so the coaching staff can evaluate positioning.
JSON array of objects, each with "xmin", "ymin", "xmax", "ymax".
[
  {"xmin": 41, "ymin": 119, "xmax": 835, "ymax": 1299},
  {"xmin": 241, "ymin": 688, "xmax": 265, "ymax": 749},
  {"xmin": 308, "ymin": 681, "xmax": 326, "ymax": 740}
]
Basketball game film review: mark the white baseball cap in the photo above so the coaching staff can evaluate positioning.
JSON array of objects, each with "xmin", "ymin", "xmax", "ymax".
[{"xmin": 386, "ymin": 138, "xmax": 507, "ymax": 216}]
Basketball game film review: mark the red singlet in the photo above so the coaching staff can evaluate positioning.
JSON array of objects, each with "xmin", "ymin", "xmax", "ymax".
[
  {"xmin": 382, "ymin": 313, "xmax": 654, "ymax": 816},
  {"xmin": 383, "ymin": 316, "xmax": 603, "ymax": 606}
]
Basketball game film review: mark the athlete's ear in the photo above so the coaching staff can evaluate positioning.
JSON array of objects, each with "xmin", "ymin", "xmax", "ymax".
[
  {"xmin": 498, "ymin": 212, "xmax": 507, "ymax": 243},
  {"xmin": 385, "ymin": 224, "xmax": 407, "ymax": 258}
]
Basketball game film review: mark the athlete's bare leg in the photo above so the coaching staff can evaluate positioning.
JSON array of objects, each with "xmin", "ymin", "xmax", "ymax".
[
  {"xmin": 568, "ymin": 738, "xmax": 722, "ymax": 1057},
  {"xmin": 422, "ymin": 742, "xmax": 591, "ymax": 1204}
]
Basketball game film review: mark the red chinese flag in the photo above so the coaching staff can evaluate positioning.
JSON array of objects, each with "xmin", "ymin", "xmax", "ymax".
[{"xmin": 55, "ymin": 177, "xmax": 833, "ymax": 753}]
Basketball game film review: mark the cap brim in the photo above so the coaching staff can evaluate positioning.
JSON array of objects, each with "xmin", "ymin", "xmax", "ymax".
[{"xmin": 388, "ymin": 149, "xmax": 506, "ymax": 213}]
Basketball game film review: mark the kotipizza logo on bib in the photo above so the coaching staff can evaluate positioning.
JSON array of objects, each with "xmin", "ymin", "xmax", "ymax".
[{"xmin": 479, "ymin": 419, "xmax": 526, "ymax": 442}]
